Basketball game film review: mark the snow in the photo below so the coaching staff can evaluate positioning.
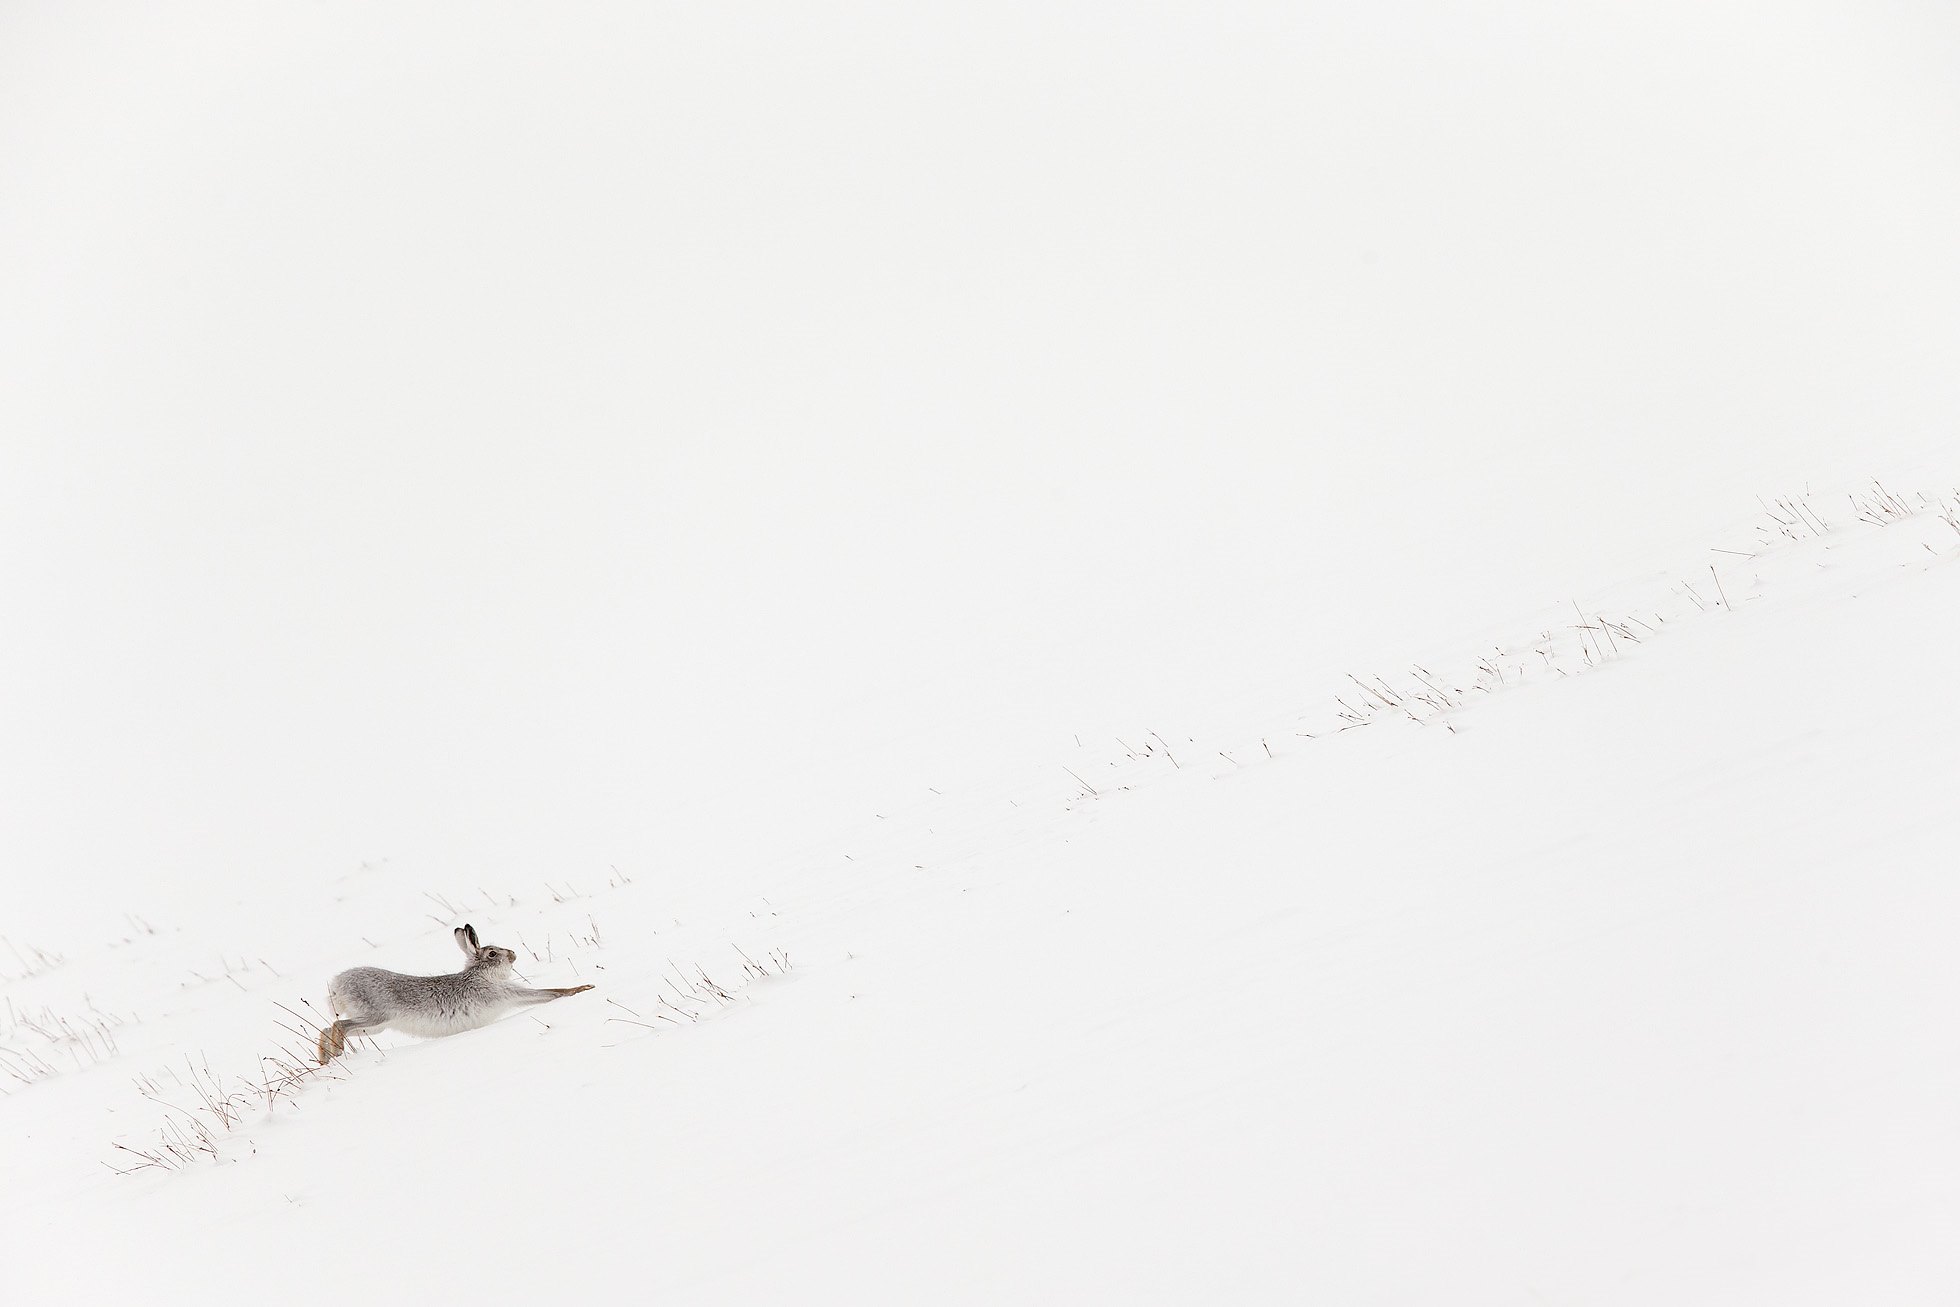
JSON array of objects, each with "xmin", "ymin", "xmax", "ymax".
[{"xmin": 4, "ymin": 3, "xmax": 1959, "ymax": 1303}]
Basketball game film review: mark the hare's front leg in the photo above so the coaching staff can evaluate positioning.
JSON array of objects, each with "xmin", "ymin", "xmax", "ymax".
[{"xmin": 509, "ymin": 984, "xmax": 594, "ymax": 1006}]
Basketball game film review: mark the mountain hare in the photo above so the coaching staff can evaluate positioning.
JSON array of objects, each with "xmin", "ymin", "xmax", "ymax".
[{"xmin": 316, "ymin": 923, "xmax": 595, "ymax": 1064}]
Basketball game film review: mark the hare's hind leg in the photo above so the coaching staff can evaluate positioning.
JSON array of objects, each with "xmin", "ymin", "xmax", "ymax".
[{"xmin": 317, "ymin": 1018, "xmax": 381, "ymax": 1065}]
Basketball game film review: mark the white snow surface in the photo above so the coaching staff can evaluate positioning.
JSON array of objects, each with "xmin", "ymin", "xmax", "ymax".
[{"xmin": 5, "ymin": 3, "xmax": 1960, "ymax": 1303}]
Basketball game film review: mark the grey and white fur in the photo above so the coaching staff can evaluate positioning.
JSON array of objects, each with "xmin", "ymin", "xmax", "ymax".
[{"xmin": 316, "ymin": 923, "xmax": 594, "ymax": 1064}]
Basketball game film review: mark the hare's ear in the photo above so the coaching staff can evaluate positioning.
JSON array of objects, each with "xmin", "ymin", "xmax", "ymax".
[
  {"xmin": 464, "ymin": 923, "xmax": 481, "ymax": 950},
  {"xmin": 455, "ymin": 925, "xmax": 477, "ymax": 958}
]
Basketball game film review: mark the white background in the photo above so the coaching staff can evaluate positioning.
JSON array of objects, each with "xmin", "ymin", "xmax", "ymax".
[
  {"xmin": 6, "ymin": 1, "xmax": 1957, "ymax": 937},
  {"xmin": 3, "ymin": 4, "xmax": 1958, "ymax": 1302}
]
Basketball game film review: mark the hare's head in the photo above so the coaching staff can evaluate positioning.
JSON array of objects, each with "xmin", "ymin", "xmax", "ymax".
[{"xmin": 454, "ymin": 923, "xmax": 517, "ymax": 972}]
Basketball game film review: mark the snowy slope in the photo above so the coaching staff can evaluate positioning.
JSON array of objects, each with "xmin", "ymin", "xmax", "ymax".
[
  {"xmin": 5, "ymin": 2, "xmax": 1960, "ymax": 1303},
  {"xmin": 8, "ymin": 493, "xmax": 1959, "ymax": 1304}
]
